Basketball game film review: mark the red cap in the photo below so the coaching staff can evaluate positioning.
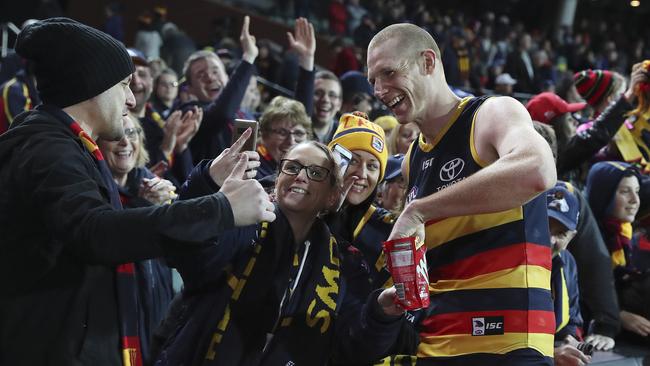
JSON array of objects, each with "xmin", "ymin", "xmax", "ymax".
[{"xmin": 526, "ymin": 92, "xmax": 586, "ymax": 124}]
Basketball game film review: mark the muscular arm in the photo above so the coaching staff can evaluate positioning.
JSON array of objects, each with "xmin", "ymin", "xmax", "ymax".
[{"xmin": 392, "ymin": 97, "xmax": 556, "ymax": 238}]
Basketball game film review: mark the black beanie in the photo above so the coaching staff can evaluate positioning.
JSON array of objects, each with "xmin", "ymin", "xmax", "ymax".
[{"xmin": 14, "ymin": 17, "xmax": 134, "ymax": 108}]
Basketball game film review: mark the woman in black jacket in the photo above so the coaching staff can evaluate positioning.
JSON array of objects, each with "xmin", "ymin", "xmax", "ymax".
[{"xmin": 155, "ymin": 140, "xmax": 407, "ymax": 365}]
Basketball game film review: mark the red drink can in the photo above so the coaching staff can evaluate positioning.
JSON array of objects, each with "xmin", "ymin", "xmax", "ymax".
[{"xmin": 382, "ymin": 236, "xmax": 430, "ymax": 310}]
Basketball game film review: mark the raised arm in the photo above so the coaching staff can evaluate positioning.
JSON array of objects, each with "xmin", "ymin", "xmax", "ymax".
[{"xmin": 390, "ymin": 96, "xmax": 556, "ymax": 239}]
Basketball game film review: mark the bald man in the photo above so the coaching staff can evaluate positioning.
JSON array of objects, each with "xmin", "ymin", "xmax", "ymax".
[{"xmin": 367, "ymin": 24, "xmax": 557, "ymax": 365}]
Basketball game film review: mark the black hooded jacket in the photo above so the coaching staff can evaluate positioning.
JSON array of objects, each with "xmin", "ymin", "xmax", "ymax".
[{"xmin": 0, "ymin": 108, "xmax": 234, "ymax": 365}]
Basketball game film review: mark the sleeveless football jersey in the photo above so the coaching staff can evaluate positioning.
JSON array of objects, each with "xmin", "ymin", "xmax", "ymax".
[{"xmin": 405, "ymin": 96, "xmax": 555, "ymax": 360}]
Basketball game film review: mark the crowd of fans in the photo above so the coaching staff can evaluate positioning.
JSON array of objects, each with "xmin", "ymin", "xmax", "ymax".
[{"xmin": 1, "ymin": 1, "xmax": 650, "ymax": 365}]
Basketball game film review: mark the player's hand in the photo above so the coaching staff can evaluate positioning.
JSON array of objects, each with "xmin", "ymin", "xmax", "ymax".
[
  {"xmin": 388, "ymin": 201, "xmax": 425, "ymax": 241},
  {"xmin": 377, "ymin": 287, "xmax": 405, "ymax": 317},
  {"xmin": 554, "ymin": 344, "xmax": 591, "ymax": 366}
]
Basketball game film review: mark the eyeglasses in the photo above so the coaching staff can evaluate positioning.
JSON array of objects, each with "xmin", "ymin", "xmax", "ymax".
[
  {"xmin": 268, "ymin": 128, "xmax": 307, "ymax": 141},
  {"xmin": 314, "ymin": 90, "xmax": 341, "ymax": 100},
  {"xmin": 280, "ymin": 159, "xmax": 330, "ymax": 182},
  {"xmin": 124, "ymin": 127, "xmax": 142, "ymax": 142},
  {"xmin": 159, "ymin": 81, "xmax": 179, "ymax": 88}
]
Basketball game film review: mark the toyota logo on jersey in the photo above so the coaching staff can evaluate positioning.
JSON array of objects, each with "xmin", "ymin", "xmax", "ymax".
[{"xmin": 439, "ymin": 158, "xmax": 465, "ymax": 182}]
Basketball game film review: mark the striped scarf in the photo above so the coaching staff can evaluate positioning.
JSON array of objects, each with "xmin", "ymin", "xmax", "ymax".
[
  {"xmin": 37, "ymin": 104, "xmax": 143, "ymax": 366},
  {"xmin": 602, "ymin": 218, "xmax": 633, "ymax": 269}
]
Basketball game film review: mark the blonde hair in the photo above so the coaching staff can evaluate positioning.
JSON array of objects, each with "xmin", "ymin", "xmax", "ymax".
[
  {"xmin": 260, "ymin": 96, "xmax": 312, "ymax": 138},
  {"xmin": 369, "ymin": 23, "xmax": 441, "ymax": 62},
  {"xmin": 125, "ymin": 115, "xmax": 149, "ymax": 168}
]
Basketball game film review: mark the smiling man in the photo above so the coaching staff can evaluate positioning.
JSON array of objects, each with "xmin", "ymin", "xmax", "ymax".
[
  {"xmin": 312, "ymin": 70, "xmax": 343, "ymax": 144},
  {"xmin": 367, "ymin": 23, "xmax": 557, "ymax": 365},
  {"xmin": 0, "ymin": 18, "xmax": 275, "ymax": 366}
]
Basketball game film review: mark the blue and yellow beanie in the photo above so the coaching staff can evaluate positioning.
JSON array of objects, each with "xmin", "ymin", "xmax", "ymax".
[{"xmin": 328, "ymin": 111, "xmax": 388, "ymax": 180}]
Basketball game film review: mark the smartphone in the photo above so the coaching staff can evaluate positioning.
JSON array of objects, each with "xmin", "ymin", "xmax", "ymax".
[
  {"xmin": 232, "ymin": 119, "xmax": 259, "ymax": 151},
  {"xmin": 332, "ymin": 143, "xmax": 352, "ymax": 181}
]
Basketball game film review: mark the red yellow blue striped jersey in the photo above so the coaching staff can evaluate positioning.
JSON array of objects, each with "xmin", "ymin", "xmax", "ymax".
[{"xmin": 404, "ymin": 96, "xmax": 555, "ymax": 360}]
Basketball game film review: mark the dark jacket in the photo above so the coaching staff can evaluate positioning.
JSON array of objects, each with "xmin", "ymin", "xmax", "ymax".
[
  {"xmin": 568, "ymin": 188, "xmax": 621, "ymax": 338},
  {"xmin": 558, "ymin": 94, "xmax": 633, "ymax": 180},
  {"xmin": 0, "ymin": 69, "xmax": 40, "ymax": 134},
  {"xmin": 139, "ymin": 103, "xmax": 194, "ymax": 188},
  {"xmin": 553, "ymin": 250, "xmax": 583, "ymax": 341},
  {"xmin": 155, "ymin": 161, "xmax": 407, "ymax": 365},
  {"xmin": 0, "ymin": 108, "xmax": 234, "ymax": 366},
  {"xmin": 118, "ymin": 167, "xmax": 177, "ymax": 366}
]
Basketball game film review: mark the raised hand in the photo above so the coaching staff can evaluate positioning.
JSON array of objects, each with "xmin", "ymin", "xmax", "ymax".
[
  {"xmin": 209, "ymin": 127, "xmax": 260, "ymax": 186},
  {"xmin": 624, "ymin": 61, "xmax": 649, "ymax": 102},
  {"xmin": 287, "ymin": 17, "xmax": 316, "ymax": 71},
  {"xmin": 240, "ymin": 15, "xmax": 258, "ymax": 64},
  {"xmin": 174, "ymin": 106, "xmax": 203, "ymax": 154},
  {"xmin": 160, "ymin": 110, "xmax": 183, "ymax": 159},
  {"xmin": 220, "ymin": 154, "xmax": 276, "ymax": 226}
]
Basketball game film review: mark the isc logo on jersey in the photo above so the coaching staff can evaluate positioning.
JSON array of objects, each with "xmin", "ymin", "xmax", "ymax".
[
  {"xmin": 471, "ymin": 316, "xmax": 504, "ymax": 336},
  {"xmin": 422, "ymin": 157, "xmax": 434, "ymax": 171}
]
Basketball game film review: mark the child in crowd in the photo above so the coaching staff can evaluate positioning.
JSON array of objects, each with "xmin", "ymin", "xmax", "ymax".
[
  {"xmin": 585, "ymin": 162, "xmax": 650, "ymax": 344},
  {"xmin": 546, "ymin": 182, "xmax": 591, "ymax": 366}
]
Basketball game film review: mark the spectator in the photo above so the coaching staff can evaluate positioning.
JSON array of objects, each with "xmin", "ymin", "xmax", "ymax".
[
  {"xmin": 326, "ymin": 113, "xmax": 399, "ymax": 310},
  {"xmin": 347, "ymin": 0, "xmax": 368, "ymax": 35},
  {"xmin": 506, "ymin": 33, "xmax": 537, "ymax": 93},
  {"xmin": 442, "ymin": 27, "xmax": 472, "ymax": 89},
  {"xmin": 585, "ymin": 162, "xmax": 650, "ymax": 345},
  {"xmin": 546, "ymin": 182, "xmax": 591, "ymax": 366},
  {"xmin": 574, "ymin": 69, "xmax": 626, "ymax": 118},
  {"xmin": 104, "ymin": 2, "xmax": 124, "ymax": 42},
  {"xmin": 256, "ymin": 96, "xmax": 312, "ymax": 179},
  {"xmin": 387, "ymin": 122, "xmax": 419, "ymax": 155},
  {"xmin": 127, "ymin": 49, "xmax": 200, "ymax": 188},
  {"xmin": 340, "ymin": 70, "xmax": 374, "ymax": 116},
  {"xmin": 160, "ymin": 22, "xmax": 197, "ymax": 76},
  {"xmin": 376, "ymin": 154, "xmax": 407, "ymax": 214},
  {"xmin": 374, "ymin": 114, "xmax": 399, "ymax": 137},
  {"xmin": 156, "ymin": 141, "xmax": 408, "ymax": 365},
  {"xmin": 533, "ymin": 115, "xmax": 622, "ymax": 352},
  {"xmin": 312, "ymin": 70, "xmax": 342, "ymax": 143},
  {"xmin": 134, "ymin": 12, "xmax": 163, "ymax": 61},
  {"xmin": 494, "ymin": 72, "xmax": 517, "ymax": 96},
  {"xmin": 329, "ymin": 0, "xmax": 347, "ymax": 36},
  {"xmin": 151, "ymin": 68, "xmax": 179, "ymax": 119},
  {"xmin": 0, "ymin": 17, "xmax": 274, "ymax": 365},
  {"xmin": 0, "ymin": 61, "xmax": 39, "ymax": 134},
  {"xmin": 97, "ymin": 114, "xmax": 177, "ymax": 365}
]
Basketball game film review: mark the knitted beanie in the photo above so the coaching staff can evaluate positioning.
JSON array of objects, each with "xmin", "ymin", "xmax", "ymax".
[
  {"xmin": 328, "ymin": 111, "xmax": 388, "ymax": 180},
  {"xmin": 573, "ymin": 69, "xmax": 614, "ymax": 107},
  {"xmin": 15, "ymin": 17, "xmax": 134, "ymax": 108}
]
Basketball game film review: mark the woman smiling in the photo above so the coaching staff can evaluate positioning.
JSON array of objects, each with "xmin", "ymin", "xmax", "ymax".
[{"xmin": 156, "ymin": 139, "xmax": 407, "ymax": 365}]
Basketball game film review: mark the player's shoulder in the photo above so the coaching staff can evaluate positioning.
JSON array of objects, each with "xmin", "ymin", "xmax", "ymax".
[{"xmin": 477, "ymin": 96, "xmax": 530, "ymax": 125}]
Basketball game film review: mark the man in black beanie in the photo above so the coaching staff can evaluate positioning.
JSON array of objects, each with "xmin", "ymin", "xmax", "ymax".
[{"xmin": 0, "ymin": 18, "xmax": 275, "ymax": 366}]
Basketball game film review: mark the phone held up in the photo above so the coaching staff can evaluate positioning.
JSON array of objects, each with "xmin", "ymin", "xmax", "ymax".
[
  {"xmin": 232, "ymin": 119, "xmax": 259, "ymax": 151},
  {"xmin": 332, "ymin": 143, "xmax": 352, "ymax": 181}
]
